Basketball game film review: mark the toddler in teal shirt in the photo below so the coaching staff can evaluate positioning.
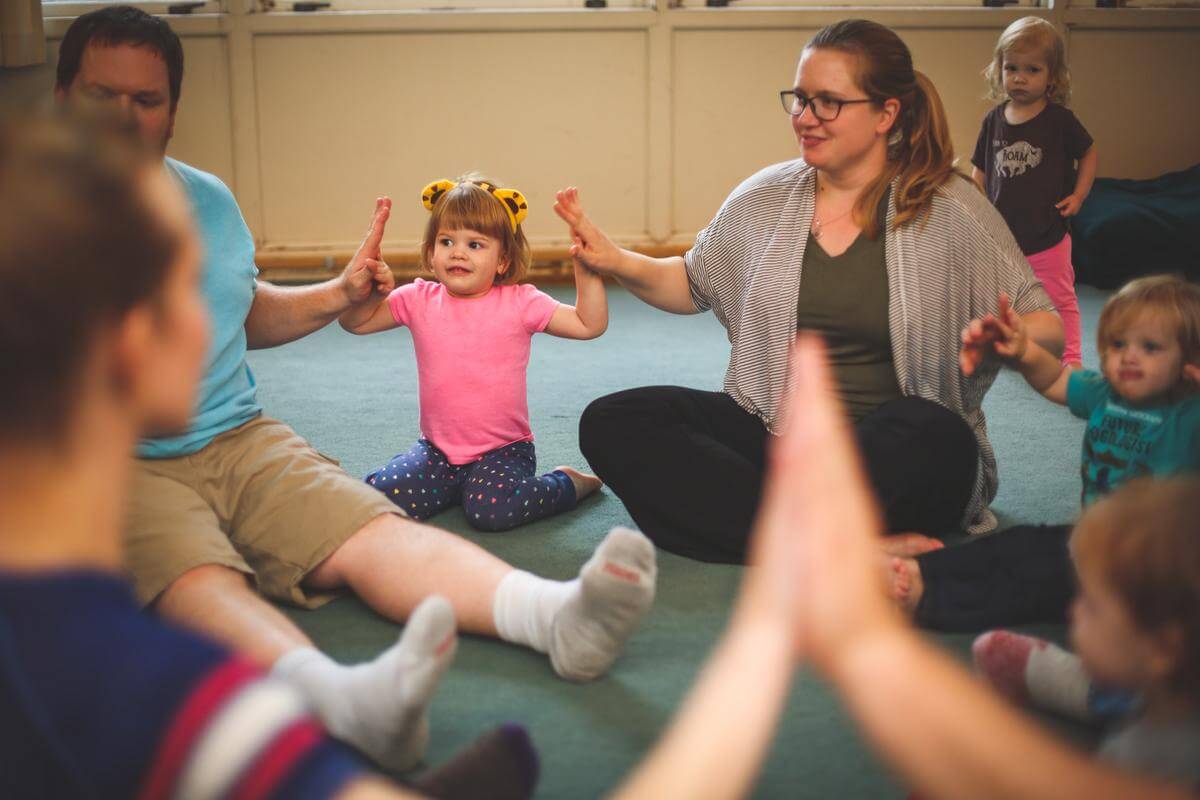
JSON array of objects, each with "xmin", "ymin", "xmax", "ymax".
[{"xmin": 938, "ymin": 275, "xmax": 1200, "ymax": 725}]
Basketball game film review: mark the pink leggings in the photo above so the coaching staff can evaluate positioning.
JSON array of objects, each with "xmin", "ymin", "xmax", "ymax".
[{"xmin": 1026, "ymin": 233, "xmax": 1082, "ymax": 366}]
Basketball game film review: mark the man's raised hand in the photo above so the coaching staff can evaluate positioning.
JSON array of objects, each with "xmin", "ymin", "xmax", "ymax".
[{"xmin": 342, "ymin": 197, "xmax": 395, "ymax": 305}]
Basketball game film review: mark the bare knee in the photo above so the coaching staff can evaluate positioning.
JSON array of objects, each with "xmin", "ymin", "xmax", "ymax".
[
  {"xmin": 309, "ymin": 512, "xmax": 437, "ymax": 588},
  {"xmin": 155, "ymin": 563, "xmax": 252, "ymax": 615}
]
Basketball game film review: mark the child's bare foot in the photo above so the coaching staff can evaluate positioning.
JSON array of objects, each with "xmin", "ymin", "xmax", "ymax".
[
  {"xmin": 879, "ymin": 532, "xmax": 945, "ymax": 557},
  {"xmin": 888, "ymin": 557, "xmax": 924, "ymax": 616},
  {"xmin": 556, "ymin": 466, "xmax": 603, "ymax": 501}
]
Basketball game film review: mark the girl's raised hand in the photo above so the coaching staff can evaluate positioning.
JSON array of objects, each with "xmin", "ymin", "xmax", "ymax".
[
  {"xmin": 572, "ymin": 254, "xmax": 602, "ymax": 281},
  {"xmin": 553, "ymin": 187, "xmax": 623, "ymax": 275}
]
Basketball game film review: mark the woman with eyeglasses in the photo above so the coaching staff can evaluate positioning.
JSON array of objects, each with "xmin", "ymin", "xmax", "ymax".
[{"xmin": 554, "ymin": 18, "xmax": 1064, "ymax": 565}]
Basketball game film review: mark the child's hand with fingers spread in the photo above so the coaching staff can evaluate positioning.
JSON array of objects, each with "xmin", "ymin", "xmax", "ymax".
[
  {"xmin": 959, "ymin": 293, "xmax": 1027, "ymax": 377},
  {"xmin": 986, "ymin": 292, "xmax": 1027, "ymax": 363},
  {"xmin": 553, "ymin": 187, "xmax": 623, "ymax": 276}
]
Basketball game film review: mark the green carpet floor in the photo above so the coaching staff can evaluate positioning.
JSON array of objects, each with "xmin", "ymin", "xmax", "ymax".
[{"xmin": 249, "ymin": 285, "xmax": 1110, "ymax": 798}]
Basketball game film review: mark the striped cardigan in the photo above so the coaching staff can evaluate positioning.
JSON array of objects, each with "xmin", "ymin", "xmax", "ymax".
[{"xmin": 684, "ymin": 158, "xmax": 1054, "ymax": 533}]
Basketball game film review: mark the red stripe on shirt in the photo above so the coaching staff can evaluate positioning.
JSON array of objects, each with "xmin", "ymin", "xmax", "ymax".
[
  {"xmin": 137, "ymin": 658, "xmax": 263, "ymax": 800},
  {"xmin": 230, "ymin": 718, "xmax": 326, "ymax": 800}
]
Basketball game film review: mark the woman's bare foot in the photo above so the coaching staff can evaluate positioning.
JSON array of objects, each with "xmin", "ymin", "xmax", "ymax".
[
  {"xmin": 888, "ymin": 557, "xmax": 924, "ymax": 616},
  {"xmin": 556, "ymin": 466, "xmax": 603, "ymax": 501},
  {"xmin": 879, "ymin": 532, "xmax": 945, "ymax": 558}
]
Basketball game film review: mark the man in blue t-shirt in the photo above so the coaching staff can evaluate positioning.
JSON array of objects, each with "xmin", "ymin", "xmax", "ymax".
[
  {"xmin": 52, "ymin": 5, "xmax": 657, "ymax": 772},
  {"xmin": 0, "ymin": 106, "xmax": 398, "ymax": 800}
]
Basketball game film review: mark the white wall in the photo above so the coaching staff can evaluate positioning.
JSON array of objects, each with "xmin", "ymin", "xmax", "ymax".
[{"xmin": 8, "ymin": 6, "xmax": 1200, "ymax": 268}]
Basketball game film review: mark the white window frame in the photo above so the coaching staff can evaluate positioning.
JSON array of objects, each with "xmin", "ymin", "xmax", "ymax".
[
  {"xmin": 1093, "ymin": 0, "xmax": 1200, "ymax": 6},
  {"xmin": 257, "ymin": 0, "xmax": 646, "ymax": 11},
  {"xmin": 41, "ymin": 0, "xmax": 223, "ymax": 16},
  {"xmin": 675, "ymin": 0, "xmax": 1039, "ymax": 8}
]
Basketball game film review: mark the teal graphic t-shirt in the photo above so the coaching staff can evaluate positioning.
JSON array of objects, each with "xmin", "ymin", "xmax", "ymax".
[
  {"xmin": 138, "ymin": 159, "xmax": 261, "ymax": 458},
  {"xmin": 1067, "ymin": 369, "xmax": 1200, "ymax": 506}
]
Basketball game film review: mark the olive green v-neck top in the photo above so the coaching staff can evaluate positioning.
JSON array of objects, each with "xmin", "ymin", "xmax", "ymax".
[{"xmin": 797, "ymin": 192, "xmax": 902, "ymax": 422}]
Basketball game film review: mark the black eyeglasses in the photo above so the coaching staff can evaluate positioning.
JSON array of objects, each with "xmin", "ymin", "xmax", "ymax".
[{"xmin": 779, "ymin": 90, "xmax": 874, "ymax": 121}]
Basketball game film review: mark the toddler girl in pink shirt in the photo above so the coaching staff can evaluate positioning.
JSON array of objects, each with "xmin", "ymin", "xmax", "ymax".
[{"xmin": 340, "ymin": 174, "xmax": 607, "ymax": 531}]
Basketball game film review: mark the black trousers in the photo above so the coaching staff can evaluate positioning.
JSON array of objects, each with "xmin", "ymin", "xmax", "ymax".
[
  {"xmin": 914, "ymin": 523, "xmax": 1076, "ymax": 632},
  {"xmin": 579, "ymin": 386, "xmax": 979, "ymax": 564}
]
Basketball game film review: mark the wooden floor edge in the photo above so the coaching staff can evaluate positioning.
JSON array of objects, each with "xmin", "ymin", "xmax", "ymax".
[{"xmin": 256, "ymin": 243, "xmax": 690, "ymax": 284}]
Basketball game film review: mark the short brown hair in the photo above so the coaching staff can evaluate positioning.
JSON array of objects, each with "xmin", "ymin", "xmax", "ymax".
[
  {"xmin": 0, "ymin": 108, "xmax": 179, "ymax": 444},
  {"xmin": 1072, "ymin": 477, "xmax": 1200, "ymax": 698},
  {"xmin": 420, "ymin": 173, "xmax": 532, "ymax": 284},
  {"xmin": 1096, "ymin": 275, "xmax": 1200, "ymax": 397},
  {"xmin": 56, "ymin": 5, "xmax": 184, "ymax": 111},
  {"xmin": 985, "ymin": 17, "xmax": 1071, "ymax": 106}
]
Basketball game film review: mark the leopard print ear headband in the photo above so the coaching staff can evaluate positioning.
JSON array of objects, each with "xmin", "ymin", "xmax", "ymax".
[{"xmin": 421, "ymin": 178, "xmax": 529, "ymax": 233}]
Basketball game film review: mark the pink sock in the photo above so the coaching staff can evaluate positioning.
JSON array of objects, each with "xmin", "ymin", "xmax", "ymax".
[
  {"xmin": 973, "ymin": 630, "xmax": 1092, "ymax": 719},
  {"xmin": 972, "ymin": 630, "xmax": 1036, "ymax": 705}
]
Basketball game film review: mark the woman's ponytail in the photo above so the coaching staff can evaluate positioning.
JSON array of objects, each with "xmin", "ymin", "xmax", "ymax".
[{"xmin": 890, "ymin": 71, "xmax": 956, "ymax": 231}]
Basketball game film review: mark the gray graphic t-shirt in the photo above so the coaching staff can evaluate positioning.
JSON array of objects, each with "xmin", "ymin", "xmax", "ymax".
[{"xmin": 971, "ymin": 102, "xmax": 1093, "ymax": 255}]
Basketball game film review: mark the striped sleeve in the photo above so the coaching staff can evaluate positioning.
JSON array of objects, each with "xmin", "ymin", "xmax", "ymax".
[
  {"xmin": 684, "ymin": 204, "xmax": 725, "ymax": 314},
  {"xmin": 138, "ymin": 658, "xmax": 365, "ymax": 800},
  {"xmin": 683, "ymin": 240, "xmax": 714, "ymax": 313},
  {"xmin": 684, "ymin": 161, "xmax": 808, "ymax": 319}
]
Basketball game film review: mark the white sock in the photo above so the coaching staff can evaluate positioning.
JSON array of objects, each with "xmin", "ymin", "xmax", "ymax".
[
  {"xmin": 272, "ymin": 595, "xmax": 457, "ymax": 772},
  {"xmin": 492, "ymin": 570, "xmax": 575, "ymax": 654},
  {"xmin": 493, "ymin": 527, "xmax": 656, "ymax": 682},
  {"xmin": 1026, "ymin": 641, "xmax": 1092, "ymax": 720}
]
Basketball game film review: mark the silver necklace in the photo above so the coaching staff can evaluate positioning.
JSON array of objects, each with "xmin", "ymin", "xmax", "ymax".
[
  {"xmin": 812, "ymin": 207, "xmax": 853, "ymax": 241},
  {"xmin": 813, "ymin": 180, "xmax": 856, "ymax": 241}
]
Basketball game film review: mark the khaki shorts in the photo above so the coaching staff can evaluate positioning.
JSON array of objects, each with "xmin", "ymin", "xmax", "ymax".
[{"xmin": 124, "ymin": 415, "xmax": 401, "ymax": 608}]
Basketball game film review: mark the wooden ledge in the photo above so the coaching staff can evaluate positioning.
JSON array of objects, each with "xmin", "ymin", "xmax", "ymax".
[{"xmin": 256, "ymin": 243, "xmax": 690, "ymax": 284}]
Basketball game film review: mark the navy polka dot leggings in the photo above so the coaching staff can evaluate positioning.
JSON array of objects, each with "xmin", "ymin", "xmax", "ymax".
[{"xmin": 365, "ymin": 439, "xmax": 576, "ymax": 532}]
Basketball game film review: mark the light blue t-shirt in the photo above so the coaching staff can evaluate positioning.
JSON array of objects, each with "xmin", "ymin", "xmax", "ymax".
[
  {"xmin": 1067, "ymin": 369, "xmax": 1200, "ymax": 506},
  {"xmin": 138, "ymin": 158, "xmax": 261, "ymax": 458}
]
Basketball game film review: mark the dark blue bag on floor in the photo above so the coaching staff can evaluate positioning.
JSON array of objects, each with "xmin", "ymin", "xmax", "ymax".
[{"xmin": 1072, "ymin": 164, "xmax": 1200, "ymax": 289}]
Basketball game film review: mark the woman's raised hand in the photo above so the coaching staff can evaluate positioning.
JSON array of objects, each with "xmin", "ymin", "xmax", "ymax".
[{"xmin": 553, "ymin": 187, "xmax": 624, "ymax": 276}]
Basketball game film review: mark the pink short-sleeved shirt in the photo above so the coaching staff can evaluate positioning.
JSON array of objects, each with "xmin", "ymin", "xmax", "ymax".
[{"xmin": 387, "ymin": 278, "xmax": 560, "ymax": 464}]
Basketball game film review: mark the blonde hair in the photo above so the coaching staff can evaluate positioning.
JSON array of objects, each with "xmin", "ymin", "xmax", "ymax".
[
  {"xmin": 1072, "ymin": 477, "xmax": 1200, "ymax": 699},
  {"xmin": 806, "ymin": 19, "xmax": 958, "ymax": 239},
  {"xmin": 1096, "ymin": 274, "xmax": 1200, "ymax": 399},
  {"xmin": 984, "ymin": 17, "xmax": 1071, "ymax": 106},
  {"xmin": 420, "ymin": 171, "xmax": 532, "ymax": 284}
]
